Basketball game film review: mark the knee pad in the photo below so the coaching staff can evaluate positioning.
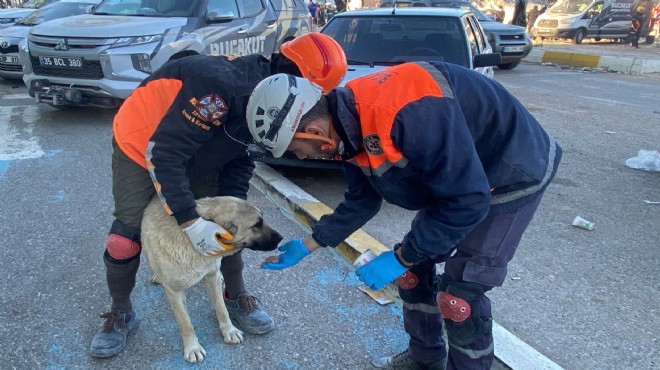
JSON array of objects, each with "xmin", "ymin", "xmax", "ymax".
[
  {"xmin": 437, "ymin": 275, "xmax": 492, "ymax": 347},
  {"xmin": 106, "ymin": 233, "xmax": 141, "ymax": 260}
]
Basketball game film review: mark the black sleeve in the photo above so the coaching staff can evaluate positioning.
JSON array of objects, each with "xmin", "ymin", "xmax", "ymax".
[{"xmin": 148, "ymin": 75, "xmax": 235, "ymax": 224}]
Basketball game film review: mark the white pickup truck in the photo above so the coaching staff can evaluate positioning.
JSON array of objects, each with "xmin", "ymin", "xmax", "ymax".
[{"xmin": 20, "ymin": 0, "xmax": 311, "ymax": 108}]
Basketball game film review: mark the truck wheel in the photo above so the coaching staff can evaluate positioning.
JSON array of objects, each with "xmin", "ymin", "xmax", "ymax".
[
  {"xmin": 645, "ymin": 36, "xmax": 655, "ymax": 44},
  {"xmin": 573, "ymin": 29, "xmax": 586, "ymax": 44},
  {"xmin": 497, "ymin": 60, "xmax": 520, "ymax": 70}
]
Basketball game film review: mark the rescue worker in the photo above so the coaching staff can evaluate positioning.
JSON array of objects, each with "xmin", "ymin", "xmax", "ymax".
[
  {"xmin": 89, "ymin": 33, "xmax": 347, "ymax": 358},
  {"xmin": 246, "ymin": 62, "xmax": 562, "ymax": 369}
]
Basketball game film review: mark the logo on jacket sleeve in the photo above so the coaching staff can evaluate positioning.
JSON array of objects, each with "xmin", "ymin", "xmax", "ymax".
[
  {"xmin": 364, "ymin": 134, "xmax": 383, "ymax": 156},
  {"xmin": 193, "ymin": 94, "xmax": 228, "ymax": 122}
]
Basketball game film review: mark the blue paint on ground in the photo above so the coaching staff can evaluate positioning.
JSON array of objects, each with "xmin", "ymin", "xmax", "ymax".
[{"xmin": 0, "ymin": 160, "xmax": 10, "ymax": 179}]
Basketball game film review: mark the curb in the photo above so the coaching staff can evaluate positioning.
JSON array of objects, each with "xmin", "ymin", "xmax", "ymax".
[
  {"xmin": 250, "ymin": 163, "xmax": 564, "ymax": 370},
  {"xmin": 523, "ymin": 47, "xmax": 660, "ymax": 74}
]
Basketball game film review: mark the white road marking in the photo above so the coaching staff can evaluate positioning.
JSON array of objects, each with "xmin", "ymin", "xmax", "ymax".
[{"xmin": 0, "ymin": 105, "xmax": 46, "ymax": 160}]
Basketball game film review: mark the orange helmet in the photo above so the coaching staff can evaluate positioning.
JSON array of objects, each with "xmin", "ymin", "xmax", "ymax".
[{"xmin": 280, "ymin": 32, "xmax": 347, "ymax": 93}]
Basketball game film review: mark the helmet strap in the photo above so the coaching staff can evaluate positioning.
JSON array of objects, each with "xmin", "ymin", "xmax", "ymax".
[{"xmin": 293, "ymin": 120, "xmax": 337, "ymax": 151}]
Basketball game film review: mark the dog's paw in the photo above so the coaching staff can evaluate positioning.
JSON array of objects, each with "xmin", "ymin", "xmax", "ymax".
[
  {"xmin": 221, "ymin": 325, "xmax": 244, "ymax": 344},
  {"xmin": 183, "ymin": 343, "xmax": 207, "ymax": 363}
]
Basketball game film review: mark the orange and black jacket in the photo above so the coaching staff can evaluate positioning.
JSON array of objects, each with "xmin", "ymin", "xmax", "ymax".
[
  {"xmin": 113, "ymin": 54, "xmax": 271, "ymax": 224},
  {"xmin": 312, "ymin": 62, "xmax": 562, "ymax": 260}
]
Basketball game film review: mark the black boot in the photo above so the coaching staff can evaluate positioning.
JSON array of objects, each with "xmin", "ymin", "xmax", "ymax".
[{"xmin": 90, "ymin": 254, "xmax": 140, "ymax": 358}]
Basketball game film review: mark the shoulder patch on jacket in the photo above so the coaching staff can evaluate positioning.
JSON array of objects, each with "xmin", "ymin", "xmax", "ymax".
[
  {"xmin": 364, "ymin": 134, "xmax": 384, "ymax": 156},
  {"xmin": 190, "ymin": 94, "xmax": 228, "ymax": 122}
]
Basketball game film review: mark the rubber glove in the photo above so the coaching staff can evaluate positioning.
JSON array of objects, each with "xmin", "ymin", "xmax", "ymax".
[
  {"xmin": 183, "ymin": 218, "xmax": 233, "ymax": 256},
  {"xmin": 356, "ymin": 250, "xmax": 408, "ymax": 290},
  {"xmin": 262, "ymin": 239, "xmax": 310, "ymax": 270}
]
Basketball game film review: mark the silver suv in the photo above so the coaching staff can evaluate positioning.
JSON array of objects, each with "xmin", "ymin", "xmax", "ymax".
[{"xmin": 21, "ymin": 0, "xmax": 311, "ymax": 108}]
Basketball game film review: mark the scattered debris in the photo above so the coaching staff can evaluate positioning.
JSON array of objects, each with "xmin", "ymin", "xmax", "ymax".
[
  {"xmin": 357, "ymin": 285, "xmax": 394, "ymax": 305},
  {"xmin": 572, "ymin": 215, "xmax": 595, "ymax": 230},
  {"xmin": 604, "ymin": 131, "xmax": 616, "ymax": 134},
  {"xmin": 643, "ymin": 200, "xmax": 660, "ymax": 205},
  {"xmin": 625, "ymin": 150, "xmax": 660, "ymax": 172},
  {"xmin": 510, "ymin": 276, "xmax": 522, "ymax": 281}
]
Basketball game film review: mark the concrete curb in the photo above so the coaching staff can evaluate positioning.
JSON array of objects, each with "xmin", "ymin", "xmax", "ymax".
[
  {"xmin": 523, "ymin": 47, "xmax": 660, "ymax": 74},
  {"xmin": 250, "ymin": 163, "xmax": 565, "ymax": 370}
]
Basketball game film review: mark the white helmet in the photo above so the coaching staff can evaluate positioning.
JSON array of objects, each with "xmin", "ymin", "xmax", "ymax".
[{"xmin": 247, "ymin": 74, "xmax": 323, "ymax": 158}]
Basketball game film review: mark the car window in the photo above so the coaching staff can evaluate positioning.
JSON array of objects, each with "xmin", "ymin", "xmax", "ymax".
[
  {"xmin": 242, "ymin": 0, "xmax": 265, "ymax": 17},
  {"xmin": 323, "ymin": 15, "xmax": 469, "ymax": 67},
  {"xmin": 467, "ymin": 15, "xmax": 486, "ymax": 53},
  {"xmin": 208, "ymin": 0, "xmax": 240, "ymax": 17},
  {"xmin": 462, "ymin": 16, "xmax": 478, "ymax": 57},
  {"xmin": 93, "ymin": 0, "xmax": 202, "ymax": 16}
]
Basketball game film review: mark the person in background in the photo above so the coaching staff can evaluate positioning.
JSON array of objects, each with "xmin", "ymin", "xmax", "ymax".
[
  {"xmin": 495, "ymin": 5, "xmax": 505, "ymax": 22},
  {"xmin": 630, "ymin": 4, "xmax": 646, "ymax": 48},
  {"xmin": 308, "ymin": 0, "xmax": 318, "ymax": 29},
  {"xmin": 88, "ymin": 33, "xmax": 347, "ymax": 359},
  {"xmin": 527, "ymin": 5, "xmax": 540, "ymax": 35},
  {"xmin": 245, "ymin": 60, "xmax": 562, "ymax": 370},
  {"xmin": 316, "ymin": 1, "xmax": 326, "ymax": 27},
  {"xmin": 512, "ymin": 0, "xmax": 528, "ymax": 27},
  {"xmin": 326, "ymin": 2, "xmax": 337, "ymax": 20}
]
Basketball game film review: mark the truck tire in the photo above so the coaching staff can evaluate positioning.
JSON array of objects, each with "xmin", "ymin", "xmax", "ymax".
[
  {"xmin": 573, "ymin": 29, "xmax": 586, "ymax": 44},
  {"xmin": 497, "ymin": 60, "xmax": 520, "ymax": 70},
  {"xmin": 645, "ymin": 36, "xmax": 655, "ymax": 44}
]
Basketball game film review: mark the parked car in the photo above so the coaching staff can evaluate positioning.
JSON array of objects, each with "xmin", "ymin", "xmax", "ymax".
[
  {"xmin": 258, "ymin": 6, "xmax": 502, "ymax": 168},
  {"xmin": 0, "ymin": 0, "xmax": 99, "ymax": 80},
  {"xmin": 0, "ymin": 0, "xmax": 59, "ymax": 28},
  {"xmin": 380, "ymin": 0, "xmax": 532, "ymax": 69},
  {"xmin": 533, "ymin": 0, "xmax": 656, "ymax": 44},
  {"xmin": 21, "ymin": 0, "xmax": 311, "ymax": 108}
]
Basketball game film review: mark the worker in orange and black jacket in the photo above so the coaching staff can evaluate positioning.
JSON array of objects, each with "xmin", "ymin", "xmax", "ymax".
[
  {"xmin": 630, "ymin": 4, "xmax": 646, "ymax": 48},
  {"xmin": 247, "ymin": 62, "xmax": 562, "ymax": 369},
  {"xmin": 89, "ymin": 33, "xmax": 347, "ymax": 359}
]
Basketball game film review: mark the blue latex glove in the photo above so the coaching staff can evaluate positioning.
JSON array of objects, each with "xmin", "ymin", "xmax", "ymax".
[
  {"xmin": 262, "ymin": 239, "xmax": 310, "ymax": 270},
  {"xmin": 356, "ymin": 251, "xmax": 408, "ymax": 290}
]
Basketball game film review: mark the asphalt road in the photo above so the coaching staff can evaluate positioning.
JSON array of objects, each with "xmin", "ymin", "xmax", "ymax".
[
  {"xmin": 0, "ymin": 61, "xmax": 658, "ymax": 370},
  {"xmin": 278, "ymin": 63, "xmax": 660, "ymax": 370}
]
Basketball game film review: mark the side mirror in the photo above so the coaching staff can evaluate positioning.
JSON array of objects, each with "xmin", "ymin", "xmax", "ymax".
[
  {"xmin": 206, "ymin": 9, "xmax": 235, "ymax": 23},
  {"xmin": 474, "ymin": 52, "xmax": 502, "ymax": 67}
]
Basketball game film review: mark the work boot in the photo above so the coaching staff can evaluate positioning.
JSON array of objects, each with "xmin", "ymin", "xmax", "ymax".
[
  {"xmin": 372, "ymin": 349, "xmax": 446, "ymax": 370},
  {"xmin": 89, "ymin": 311, "xmax": 139, "ymax": 358},
  {"xmin": 224, "ymin": 292, "xmax": 275, "ymax": 335}
]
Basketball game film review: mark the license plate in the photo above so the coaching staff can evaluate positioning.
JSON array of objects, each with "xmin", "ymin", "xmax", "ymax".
[
  {"xmin": 503, "ymin": 46, "xmax": 525, "ymax": 53},
  {"xmin": 536, "ymin": 28, "xmax": 551, "ymax": 34},
  {"xmin": 38, "ymin": 56, "xmax": 83, "ymax": 69},
  {"xmin": 2, "ymin": 55, "xmax": 18, "ymax": 64}
]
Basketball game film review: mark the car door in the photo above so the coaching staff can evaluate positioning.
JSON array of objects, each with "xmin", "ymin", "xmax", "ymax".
[
  {"xmin": 200, "ymin": 0, "xmax": 249, "ymax": 56},
  {"xmin": 240, "ymin": 0, "xmax": 277, "ymax": 56},
  {"xmin": 463, "ymin": 14, "xmax": 494, "ymax": 77}
]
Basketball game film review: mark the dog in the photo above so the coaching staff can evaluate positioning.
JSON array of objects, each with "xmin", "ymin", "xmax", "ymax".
[{"xmin": 140, "ymin": 196, "xmax": 282, "ymax": 363}]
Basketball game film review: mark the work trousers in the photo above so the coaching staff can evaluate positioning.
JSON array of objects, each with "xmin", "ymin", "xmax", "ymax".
[
  {"xmin": 105, "ymin": 139, "xmax": 250, "ymax": 312},
  {"xmin": 399, "ymin": 192, "xmax": 544, "ymax": 369}
]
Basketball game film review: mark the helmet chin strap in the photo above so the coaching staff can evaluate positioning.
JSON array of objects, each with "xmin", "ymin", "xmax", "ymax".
[{"xmin": 292, "ymin": 121, "xmax": 338, "ymax": 150}]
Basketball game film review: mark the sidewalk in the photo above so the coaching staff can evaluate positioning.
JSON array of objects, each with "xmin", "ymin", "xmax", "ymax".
[{"xmin": 523, "ymin": 39, "xmax": 660, "ymax": 74}]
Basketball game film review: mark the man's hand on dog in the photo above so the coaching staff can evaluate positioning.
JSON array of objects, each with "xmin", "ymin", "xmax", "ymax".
[
  {"xmin": 183, "ymin": 218, "xmax": 234, "ymax": 256},
  {"xmin": 262, "ymin": 238, "xmax": 318, "ymax": 270}
]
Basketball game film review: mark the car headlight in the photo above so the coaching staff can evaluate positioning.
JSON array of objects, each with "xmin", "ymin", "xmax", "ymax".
[
  {"xmin": 112, "ymin": 34, "xmax": 163, "ymax": 48},
  {"xmin": 558, "ymin": 17, "xmax": 578, "ymax": 25},
  {"xmin": 0, "ymin": 18, "xmax": 18, "ymax": 24}
]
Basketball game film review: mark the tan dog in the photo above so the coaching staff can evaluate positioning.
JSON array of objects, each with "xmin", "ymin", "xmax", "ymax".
[{"xmin": 141, "ymin": 196, "xmax": 282, "ymax": 363}]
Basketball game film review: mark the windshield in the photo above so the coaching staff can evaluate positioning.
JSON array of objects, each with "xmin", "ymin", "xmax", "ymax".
[
  {"xmin": 93, "ymin": 0, "xmax": 202, "ymax": 17},
  {"xmin": 548, "ymin": 0, "xmax": 593, "ymax": 14},
  {"xmin": 20, "ymin": 0, "xmax": 52, "ymax": 9},
  {"xmin": 16, "ymin": 2, "xmax": 95, "ymax": 26},
  {"xmin": 322, "ymin": 15, "xmax": 469, "ymax": 67}
]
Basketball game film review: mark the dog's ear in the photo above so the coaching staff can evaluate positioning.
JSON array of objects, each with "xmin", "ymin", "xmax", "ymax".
[{"xmin": 222, "ymin": 222, "xmax": 239, "ymax": 236}]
